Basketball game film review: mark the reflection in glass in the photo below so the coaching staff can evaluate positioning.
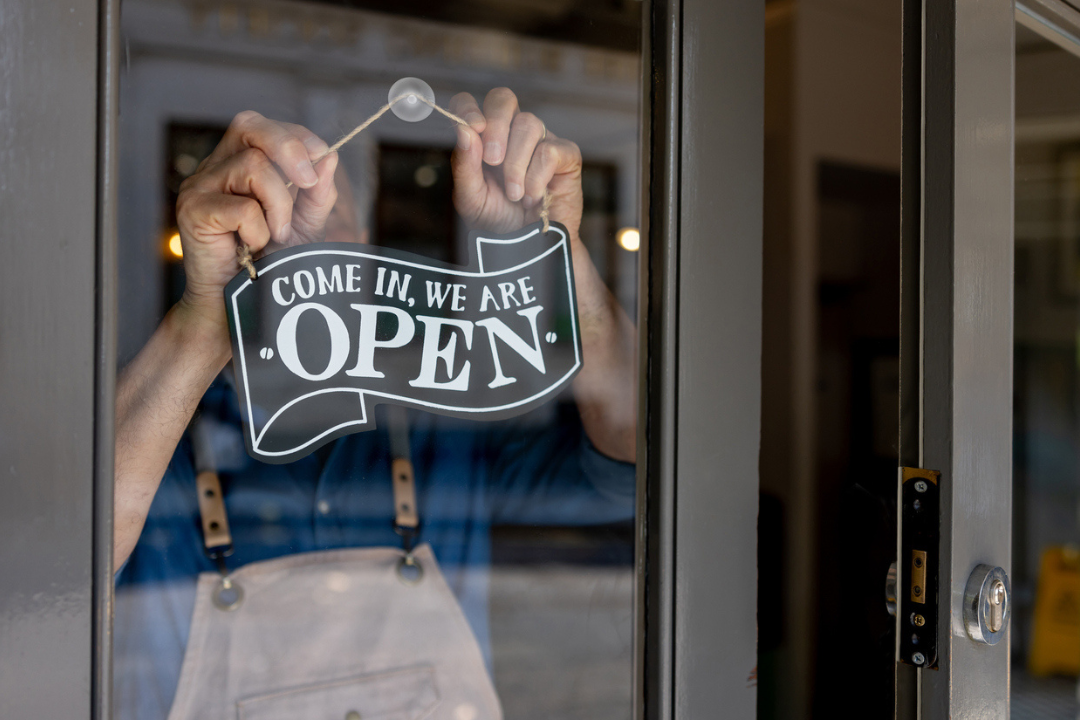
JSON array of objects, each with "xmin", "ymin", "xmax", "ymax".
[
  {"xmin": 1013, "ymin": 21, "xmax": 1080, "ymax": 718},
  {"xmin": 113, "ymin": 2, "xmax": 641, "ymax": 719}
]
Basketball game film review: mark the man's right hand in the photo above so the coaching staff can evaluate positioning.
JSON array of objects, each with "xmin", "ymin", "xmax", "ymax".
[
  {"xmin": 174, "ymin": 111, "xmax": 339, "ymax": 340},
  {"xmin": 113, "ymin": 113, "xmax": 338, "ymax": 568}
]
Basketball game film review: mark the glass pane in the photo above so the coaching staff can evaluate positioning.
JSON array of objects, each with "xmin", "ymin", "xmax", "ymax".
[
  {"xmin": 112, "ymin": 3, "xmax": 642, "ymax": 719},
  {"xmin": 1013, "ymin": 22, "xmax": 1080, "ymax": 719}
]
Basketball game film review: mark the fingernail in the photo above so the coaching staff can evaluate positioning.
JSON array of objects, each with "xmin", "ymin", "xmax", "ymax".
[
  {"xmin": 466, "ymin": 112, "xmax": 484, "ymax": 128},
  {"xmin": 303, "ymin": 136, "xmax": 329, "ymax": 156},
  {"xmin": 507, "ymin": 182, "xmax": 523, "ymax": 201},
  {"xmin": 522, "ymin": 195, "xmax": 537, "ymax": 209},
  {"xmin": 456, "ymin": 126, "xmax": 471, "ymax": 151},
  {"xmin": 325, "ymin": 151, "xmax": 339, "ymax": 169},
  {"xmin": 297, "ymin": 160, "xmax": 318, "ymax": 187},
  {"xmin": 279, "ymin": 222, "xmax": 291, "ymax": 241},
  {"xmin": 484, "ymin": 142, "xmax": 502, "ymax": 165}
]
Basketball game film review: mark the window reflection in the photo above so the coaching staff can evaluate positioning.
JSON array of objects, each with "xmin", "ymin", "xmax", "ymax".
[
  {"xmin": 1013, "ymin": 22, "xmax": 1080, "ymax": 718},
  {"xmin": 115, "ymin": 2, "xmax": 641, "ymax": 719}
]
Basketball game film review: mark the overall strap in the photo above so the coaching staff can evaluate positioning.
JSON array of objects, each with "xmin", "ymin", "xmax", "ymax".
[
  {"xmin": 388, "ymin": 405, "xmax": 420, "ymax": 554},
  {"xmin": 192, "ymin": 416, "xmax": 244, "ymax": 610},
  {"xmin": 191, "ymin": 417, "xmax": 234, "ymax": 571},
  {"xmin": 193, "ymin": 406, "xmax": 421, "ymax": 590}
]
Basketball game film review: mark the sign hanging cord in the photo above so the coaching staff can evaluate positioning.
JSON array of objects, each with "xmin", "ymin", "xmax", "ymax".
[{"xmin": 236, "ymin": 94, "xmax": 553, "ymax": 280}]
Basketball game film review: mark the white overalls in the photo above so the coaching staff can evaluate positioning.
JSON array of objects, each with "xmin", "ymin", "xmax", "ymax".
[{"xmin": 168, "ymin": 408, "xmax": 502, "ymax": 720}]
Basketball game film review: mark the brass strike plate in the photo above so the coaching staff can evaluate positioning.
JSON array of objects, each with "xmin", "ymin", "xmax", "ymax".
[
  {"xmin": 898, "ymin": 467, "xmax": 940, "ymax": 669},
  {"xmin": 910, "ymin": 550, "xmax": 927, "ymax": 604}
]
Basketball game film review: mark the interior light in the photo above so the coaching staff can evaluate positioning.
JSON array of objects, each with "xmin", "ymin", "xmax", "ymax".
[
  {"xmin": 414, "ymin": 165, "xmax": 438, "ymax": 188},
  {"xmin": 174, "ymin": 153, "xmax": 199, "ymax": 178},
  {"xmin": 616, "ymin": 227, "xmax": 640, "ymax": 252},
  {"xmin": 167, "ymin": 232, "xmax": 183, "ymax": 259}
]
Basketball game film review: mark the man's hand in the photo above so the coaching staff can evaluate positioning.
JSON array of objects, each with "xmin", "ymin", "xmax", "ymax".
[
  {"xmin": 449, "ymin": 88, "xmax": 583, "ymax": 237},
  {"xmin": 451, "ymin": 88, "xmax": 635, "ymax": 464},
  {"xmin": 174, "ymin": 111, "xmax": 339, "ymax": 336},
  {"xmin": 114, "ymin": 111, "xmax": 342, "ymax": 568}
]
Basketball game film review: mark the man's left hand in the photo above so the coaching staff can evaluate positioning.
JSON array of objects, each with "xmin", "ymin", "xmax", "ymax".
[{"xmin": 449, "ymin": 88, "xmax": 583, "ymax": 238}]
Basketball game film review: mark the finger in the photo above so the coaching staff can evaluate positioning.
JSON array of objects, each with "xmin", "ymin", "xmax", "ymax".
[
  {"xmin": 481, "ymin": 87, "xmax": 519, "ymax": 166},
  {"xmin": 502, "ymin": 112, "xmax": 546, "ymax": 203},
  {"xmin": 198, "ymin": 147, "xmax": 295, "ymax": 243},
  {"xmin": 448, "ymin": 92, "xmax": 486, "ymax": 134},
  {"xmin": 231, "ymin": 196, "xmax": 273, "ymax": 253},
  {"xmin": 450, "ymin": 121, "xmax": 487, "ymax": 224},
  {"xmin": 183, "ymin": 193, "xmax": 272, "ymax": 254},
  {"xmin": 523, "ymin": 138, "xmax": 581, "ymax": 209},
  {"xmin": 281, "ymin": 121, "xmax": 331, "ymax": 161},
  {"xmin": 323, "ymin": 159, "xmax": 360, "ymax": 244},
  {"xmin": 204, "ymin": 111, "xmax": 321, "ymax": 189},
  {"xmin": 290, "ymin": 152, "xmax": 340, "ymax": 244}
]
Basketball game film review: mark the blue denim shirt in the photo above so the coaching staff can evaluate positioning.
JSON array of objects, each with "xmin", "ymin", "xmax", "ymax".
[{"xmin": 113, "ymin": 377, "xmax": 634, "ymax": 720}]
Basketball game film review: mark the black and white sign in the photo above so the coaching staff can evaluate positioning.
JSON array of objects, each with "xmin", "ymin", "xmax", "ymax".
[{"xmin": 225, "ymin": 221, "xmax": 581, "ymax": 464}]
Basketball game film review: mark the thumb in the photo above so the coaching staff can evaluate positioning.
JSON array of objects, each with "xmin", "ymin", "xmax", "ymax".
[
  {"xmin": 450, "ymin": 125, "xmax": 487, "ymax": 224},
  {"xmin": 289, "ymin": 152, "xmax": 339, "ymax": 245}
]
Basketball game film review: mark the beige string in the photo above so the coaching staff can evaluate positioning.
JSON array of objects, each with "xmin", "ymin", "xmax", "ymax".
[{"xmin": 237, "ymin": 94, "xmax": 553, "ymax": 280}]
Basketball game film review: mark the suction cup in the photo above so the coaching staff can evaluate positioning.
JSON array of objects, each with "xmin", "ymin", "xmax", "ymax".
[{"xmin": 389, "ymin": 77, "xmax": 435, "ymax": 122}]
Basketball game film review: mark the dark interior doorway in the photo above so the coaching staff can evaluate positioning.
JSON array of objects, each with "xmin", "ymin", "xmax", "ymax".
[{"xmin": 812, "ymin": 161, "xmax": 901, "ymax": 717}]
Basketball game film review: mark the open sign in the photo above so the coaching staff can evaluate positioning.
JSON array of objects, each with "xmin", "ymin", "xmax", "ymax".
[{"xmin": 225, "ymin": 221, "xmax": 581, "ymax": 464}]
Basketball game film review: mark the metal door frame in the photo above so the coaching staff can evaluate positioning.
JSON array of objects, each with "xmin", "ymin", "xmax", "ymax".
[
  {"xmin": 640, "ymin": 1, "xmax": 762, "ymax": 718},
  {"xmin": 899, "ymin": 0, "xmax": 1015, "ymax": 715},
  {"xmin": 1017, "ymin": 0, "xmax": 1080, "ymax": 51},
  {"xmin": 0, "ymin": 1, "xmax": 763, "ymax": 717},
  {"xmin": 904, "ymin": 1, "xmax": 1080, "ymax": 716},
  {"xmin": 0, "ymin": 0, "xmax": 117, "ymax": 718}
]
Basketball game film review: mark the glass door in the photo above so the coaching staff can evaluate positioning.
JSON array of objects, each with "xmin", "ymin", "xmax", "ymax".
[
  {"xmin": 111, "ymin": 3, "xmax": 643, "ymax": 719},
  {"xmin": 0, "ymin": 2, "xmax": 763, "ymax": 718}
]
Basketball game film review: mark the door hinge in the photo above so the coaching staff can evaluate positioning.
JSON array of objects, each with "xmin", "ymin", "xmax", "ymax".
[{"xmin": 897, "ymin": 467, "xmax": 940, "ymax": 669}]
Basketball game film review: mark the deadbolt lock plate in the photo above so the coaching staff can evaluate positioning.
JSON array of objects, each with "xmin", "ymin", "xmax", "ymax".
[
  {"xmin": 897, "ymin": 467, "xmax": 940, "ymax": 669},
  {"xmin": 963, "ymin": 564, "xmax": 1010, "ymax": 645}
]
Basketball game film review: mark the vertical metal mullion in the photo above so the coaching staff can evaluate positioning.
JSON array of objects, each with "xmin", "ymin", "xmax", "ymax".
[
  {"xmin": 895, "ymin": 0, "xmax": 922, "ymax": 715},
  {"xmin": 673, "ymin": 0, "xmax": 762, "ymax": 717},
  {"xmin": 0, "ymin": 1, "xmax": 101, "ymax": 716},
  {"xmin": 919, "ymin": 0, "xmax": 1014, "ymax": 716},
  {"xmin": 919, "ymin": 0, "xmax": 957, "ymax": 715},
  {"xmin": 638, "ymin": 1, "xmax": 680, "ymax": 718},
  {"xmin": 93, "ymin": 0, "xmax": 121, "ymax": 718}
]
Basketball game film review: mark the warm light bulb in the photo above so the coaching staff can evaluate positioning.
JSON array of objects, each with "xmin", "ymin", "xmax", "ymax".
[
  {"xmin": 414, "ymin": 165, "xmax": 438, "ymax": 188},
  {"xmin": 616, "ymin": 227, "xmax": 640, "ymax": 252},
  {"xmin": 167, "ymin": 232, "xmax": 183, "ymax": 259}
]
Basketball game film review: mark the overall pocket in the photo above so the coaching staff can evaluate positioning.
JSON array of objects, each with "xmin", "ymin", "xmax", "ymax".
[{"xmin": 236, "ymin": 665, "xmax": 439, "ymax": 720}]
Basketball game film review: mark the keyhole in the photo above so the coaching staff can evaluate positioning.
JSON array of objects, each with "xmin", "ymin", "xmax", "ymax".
[{"xmin": 987, "ymin": 579, "xmax": 1006, "ymax": 633}]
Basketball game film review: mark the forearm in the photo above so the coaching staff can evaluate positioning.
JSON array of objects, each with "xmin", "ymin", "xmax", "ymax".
[
  {"xmin": 113, "ymin": 302, "xmax": 231, "ymax": 569},
  {"xmin": 570, "ymin": 238, "xmax": 637, "ymax": 463}
]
